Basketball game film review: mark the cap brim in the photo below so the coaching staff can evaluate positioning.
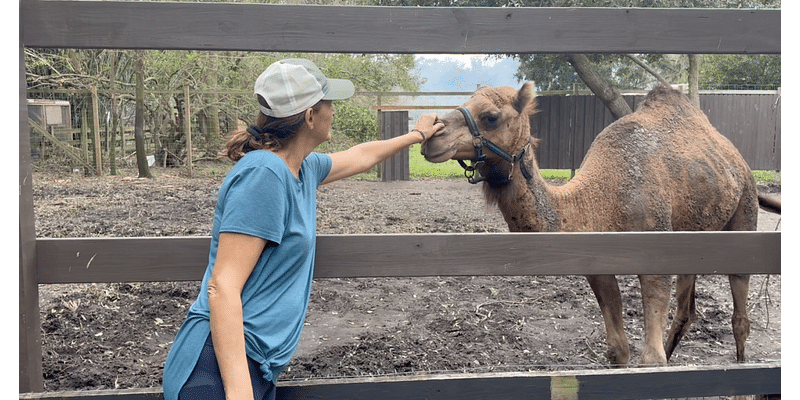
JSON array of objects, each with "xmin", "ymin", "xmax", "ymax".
[{"xmin": 322, "ymin": 78, "xmax": 355, "ymax": 100}]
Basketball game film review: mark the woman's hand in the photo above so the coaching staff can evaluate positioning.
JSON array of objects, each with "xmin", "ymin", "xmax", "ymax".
[{"xmin": 412, "ymin": 114, "xmax": 444, "ymax": 143}]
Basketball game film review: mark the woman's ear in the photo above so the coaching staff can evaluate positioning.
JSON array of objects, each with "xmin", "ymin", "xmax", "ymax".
[{"xmin": 304, "ymin": 107, "xmax": 315, "ymax": 128}]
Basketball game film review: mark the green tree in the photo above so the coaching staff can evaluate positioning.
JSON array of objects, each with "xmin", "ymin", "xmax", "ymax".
[
  {"xmin": 332, "ymin": 101, "xmax": 379, "ymax": 144},
  {"xmin": 134, "ymin": 50, "xmax": 153, "ymax": 178},
  {"xmin": 26, "ymin": 49, "xmax": 424, "ymax": 164},
  {"xmin": 516, "ymin": 53, "xmax": 781, "ymax": 93},
  {"xmin": 699, "ymin": 55, "xmax": 780, "ymax": 90},
  {"xmin": 515, "ymin": 54, "xmax": 687, "ymax": 92}
]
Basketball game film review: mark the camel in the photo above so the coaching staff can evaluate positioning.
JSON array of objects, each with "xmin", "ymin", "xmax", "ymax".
[{"xmin": 421, "ymin": 83, "xmax": 779, "ymax": 367}]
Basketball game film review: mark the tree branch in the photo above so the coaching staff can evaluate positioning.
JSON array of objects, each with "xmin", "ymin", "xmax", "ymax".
[
  {"xmin": 624, "ymin": 54, "xmax": 672, "ymax": 87},
  {"xmin": 564, "ymin": 54, "xmax": 632, "ymax": 120}
]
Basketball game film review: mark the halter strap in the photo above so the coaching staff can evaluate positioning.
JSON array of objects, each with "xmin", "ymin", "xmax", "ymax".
[{"xmin": 455, "ymin": 106, "xmax": 533, "ymax": 184}]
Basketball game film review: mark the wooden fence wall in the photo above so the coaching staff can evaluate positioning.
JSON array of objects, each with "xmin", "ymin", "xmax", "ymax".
[
  {"xmin": 20, "ymin": 2, "xmax": 781, "ymax": 399},
  {"xmin": 381, "ymin": 111, "xmax": 411, "ymax": 181},
  {"xmin": 532, "ymin": 92, "xmax": 781, "ymax": 171}
]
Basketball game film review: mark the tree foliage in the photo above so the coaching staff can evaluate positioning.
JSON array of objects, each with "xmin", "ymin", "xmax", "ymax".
[
  {"xmin": 26, "ymin": 49, "xmax": 423, "ymax": 165},
  {"xmin": 699, "ymin": 55, "xmax": 780, "ymax": 90},
  {"xmin": 515, "ymin": 53, "xmax": 780, "ymax": 92},
  {"xmin": 515, "ymin": 54, "xmax": 689, "ymax": 92}
]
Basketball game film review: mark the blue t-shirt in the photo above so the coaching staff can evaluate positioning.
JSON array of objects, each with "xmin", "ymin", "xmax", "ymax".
[{"xmin": 162, "ymin": 150, "xmax": 332, "ymax": 400}]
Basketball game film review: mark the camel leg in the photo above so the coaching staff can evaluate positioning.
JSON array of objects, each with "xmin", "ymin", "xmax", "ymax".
[
  {"xmin": 665, "ymin": 274, "xmax": 697, "ymax": 361},
  {"xmin": 586, "ymin": 275, "xmax": 630, "ymax": 366},
  {"xmin": 723, "ymin": 191, "xmax": 755, "ymax": 363},
  {"xmin": 638, "ymin": 274, "xmax": 671, "ymax": 366},
  {"xmin": 729, "ymin": 273, "xmax": 751, "ymax": 362}
]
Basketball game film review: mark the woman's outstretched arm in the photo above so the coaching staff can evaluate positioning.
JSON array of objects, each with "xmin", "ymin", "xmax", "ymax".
[{"xmin": 322, "ymin": 114, "xmax": 443, "ymax": 185}]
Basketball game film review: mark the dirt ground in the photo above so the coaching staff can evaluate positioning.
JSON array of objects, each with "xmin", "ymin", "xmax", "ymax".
[{"xmin": 32, "ymin": 166, "xmax": 781, "ymax": 396}]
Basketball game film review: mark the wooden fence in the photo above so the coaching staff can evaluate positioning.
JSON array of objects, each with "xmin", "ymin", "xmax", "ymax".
[
  {"xmin": 533, "ymin": 92, "xmax": 781, "ymax": 171},
  {"xmin": 20, "ymin": 2, "xmax": 781, "ymax": 399}
]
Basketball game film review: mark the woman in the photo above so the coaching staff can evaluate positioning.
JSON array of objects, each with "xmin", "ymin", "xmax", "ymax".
[{"xmin": 162, "ymin": 58, "xmax": 443, "ymax": 400}]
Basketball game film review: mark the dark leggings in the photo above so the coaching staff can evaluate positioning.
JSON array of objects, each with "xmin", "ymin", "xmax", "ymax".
[{"xmin": 178, "ymin": 334, "xmax": 276, "ymax": 400}]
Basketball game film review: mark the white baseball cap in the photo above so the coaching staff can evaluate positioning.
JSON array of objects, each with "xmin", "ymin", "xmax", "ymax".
[{"xmin": 254, "ymin": 58, "xmax": 355, "ymax": 118}]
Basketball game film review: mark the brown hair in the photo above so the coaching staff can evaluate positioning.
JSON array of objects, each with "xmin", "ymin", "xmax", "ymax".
[{"xmin": 221, "ymin": 96, "xmax": 325, "ymax": 161}]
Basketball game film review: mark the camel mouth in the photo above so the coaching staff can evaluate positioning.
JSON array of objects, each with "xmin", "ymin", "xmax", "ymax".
[{"xmin": 421, "ymin": 145, "xmax": 457, "ymax": 164}]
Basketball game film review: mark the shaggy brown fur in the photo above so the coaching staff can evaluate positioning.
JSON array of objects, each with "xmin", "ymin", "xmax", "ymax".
[{"xmin": 422, "ymin": 83, "xmax": 774, "ymax": 366}]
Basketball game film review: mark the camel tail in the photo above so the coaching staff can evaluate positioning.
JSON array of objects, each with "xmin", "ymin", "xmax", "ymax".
[{"xmin": 758, "ymin": 194, "xmax": 781, "ymax": 214}]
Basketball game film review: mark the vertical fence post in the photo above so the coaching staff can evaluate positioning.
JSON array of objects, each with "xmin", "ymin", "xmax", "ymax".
[
  {"xmin": 80, "ymin": 107, "xmax": 89, "ymax": 174},
  {"xmin": 19, "ymin": 44, "xmax": 44, "ymax": 394},
  {"xmin": 379, "ymin": 110, "xmax": 409, "ymax": 181},
  {"xmin": 184, "ymin": 85, "xmax": 193, "ymax": 177},
  {"xmin": 773, "ymin": 88, "xmax": 781, "ymax": 177},
  {"xmin": 91, "ymin": 86, "xmax": 103, "ymax": 176}
]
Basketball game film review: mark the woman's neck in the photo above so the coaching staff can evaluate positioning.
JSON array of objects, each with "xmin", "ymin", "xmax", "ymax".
[{"xmin": 272, "ymin": 129, "xmax": 319, "ymax": 178}]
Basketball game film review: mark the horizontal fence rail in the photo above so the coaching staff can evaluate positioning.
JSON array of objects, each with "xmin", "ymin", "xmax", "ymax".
[
  {"xmin": 19, "ymin": 363, "xmax": 780, "ymax": 400},
  {"xmin": 20, "ymin": 1, "xmax": 780, "ymax": 54},
  {"xmin": 36, "ymin": 231, "xmax": 780, "ymax": 284}
]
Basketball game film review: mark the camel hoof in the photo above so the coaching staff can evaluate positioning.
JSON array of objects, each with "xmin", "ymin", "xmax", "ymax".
[{"xmin": 640, "ymin": 348, "xmax": 667, "ymax": 367}]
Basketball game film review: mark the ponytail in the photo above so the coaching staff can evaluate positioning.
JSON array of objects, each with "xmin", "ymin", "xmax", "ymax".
[{"xmin": 221, "ymin": 97, "xmax": 324, "ymax": 162}]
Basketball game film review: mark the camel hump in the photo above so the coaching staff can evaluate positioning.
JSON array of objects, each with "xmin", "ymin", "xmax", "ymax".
[
  {"xmin": 637, "ymin": 84, "xmax": 694, "ymax": 113},
  {"xmin": 758, "ymin": 193, "xmax": 781, "ymax": 214}
]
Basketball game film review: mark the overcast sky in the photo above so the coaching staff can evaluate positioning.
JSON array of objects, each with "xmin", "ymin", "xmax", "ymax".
[
  {"xmin": 414, "ymin": 54, "xmax": 522, "ymax": 92},
  {"xmin": 397, "ymin": 55, "xmax": 521, "ymax": 120}
]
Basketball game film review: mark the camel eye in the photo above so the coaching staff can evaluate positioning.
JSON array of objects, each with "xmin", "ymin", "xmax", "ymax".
[{"xmin": 482, "ymin": 112, "xmax": 501, "ymax": 126}]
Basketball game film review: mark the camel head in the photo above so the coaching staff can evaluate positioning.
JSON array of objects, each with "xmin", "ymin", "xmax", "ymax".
[{"xmin": 422, "ymin": 82, "xmax": 539, "ymax": 184}]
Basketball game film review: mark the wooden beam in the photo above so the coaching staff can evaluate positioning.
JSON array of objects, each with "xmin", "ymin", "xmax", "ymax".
[
  {"xmin": 380, "ymin": 111, "xmax": 410, "ymax": 181},
  {"xmin": 19, "ymin": 43, "xmax": 44, "ymax": 394},
  {"xmin": 36, "ymin": 231, "xmax": 780, "ymax": 284},
  {"xmin": 19, "ymin": 388, "xmax": 164, "ymax": 400},
  {"xmin": 18, "ymin": 363, "xmax": 780, "ymax": 400},
  {"xmin": 91, "ymin": 86, "xmax": 102, "ymax": 176},
  {"xmin": 183, "ymin": 85, "xmax": 192, "ymax": 177},
  {"xmin": 20, "ymin": 2, "xmax": 780, "ymax": 54},
  {"xmin": 374, "ymin": 106, "xmax": 459, "ymax": 110}
]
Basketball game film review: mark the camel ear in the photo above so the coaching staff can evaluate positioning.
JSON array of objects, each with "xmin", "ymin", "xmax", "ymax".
[
  {"xmin": 513, "ymin": 82, "xmax": 536, "ymax": 115},
  {"xmin": 529, "ymin": 136, "xmax": 541, "ymax": 150}
]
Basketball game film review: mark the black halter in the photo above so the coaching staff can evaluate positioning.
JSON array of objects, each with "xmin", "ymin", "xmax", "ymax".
[{"xmin": 455, "ymin": 106, "xmax": 533, "ymax": 184}]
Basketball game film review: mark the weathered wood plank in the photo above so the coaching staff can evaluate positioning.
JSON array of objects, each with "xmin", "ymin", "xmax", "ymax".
[
  {"xmin": 20, "ymin": 1, "xmax": 780, "ymax": 54},
  {"xmin": 36, "ymin": 231, "xmax": 780, "ymax": 284},
  {"xmin": 37, "ymin": 237, "xmax": 211, "ymax": 284},
  {"xmin": 19, "ymin": 43, "xmax": 44, "ymax": 394},
  {"xmin": 18, "ymin": 363, "xmax": 780, "ymax": 400},
  {"xmin": 374, "ymin": 105, "xmax": 459, "ymax": 110},
  {"xmin": 380, "ymin": 111, "xmax": 410, "ymax": 181},
  {"xmin": 19, "ymin": 388, "xmax": 164, "ymax": 400}
]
